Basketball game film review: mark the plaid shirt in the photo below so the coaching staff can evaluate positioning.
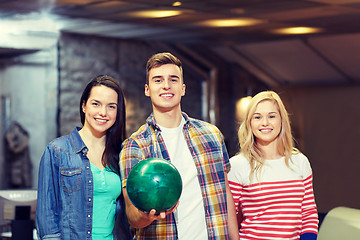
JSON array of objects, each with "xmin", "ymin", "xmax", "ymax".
[{"xmin": 120, "ymin": 112, "xmax": 231, "ymax": 240}]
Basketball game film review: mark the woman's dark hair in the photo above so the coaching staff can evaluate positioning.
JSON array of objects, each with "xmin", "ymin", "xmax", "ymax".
[
  {"xmin": 80, "ymin": 75, "xmax": 131, "ymax": 239},
  {"xmin": 79, "ymin": 75, "xmax": 126, "ymax": 175}
]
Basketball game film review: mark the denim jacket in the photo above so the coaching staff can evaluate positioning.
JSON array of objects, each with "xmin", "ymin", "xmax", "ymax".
[{"xmin": 36, "ymin": 127, "xmax": 94, "ymax": 240}]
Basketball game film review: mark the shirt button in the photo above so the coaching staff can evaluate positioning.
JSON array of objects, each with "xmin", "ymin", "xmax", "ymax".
[
  {"xmin": 87, "ymin": 231, "xmax": 90, "ymax": 234},
  {"xmin": 89, "ymin": 180, "xmax": 92, "ymax": 183},
  {"xmin": 88, "ymin": 214, "xmax": 91, "ymax": 218},
  {"xmin": 88, "ymin": 198, "xmax": 91, "ymax": 201}
]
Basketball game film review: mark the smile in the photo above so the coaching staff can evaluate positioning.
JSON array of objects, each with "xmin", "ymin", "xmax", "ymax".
[
  {"xmin": 95, "ymin": 118, "xmax": 108, "ymax": 123},
  {"xmin": 259, "ymin": 129, "xmax": 272, "ymax": 133},
  {"xmin": 160, "ymin": 93, "xmax": 174, "ymax": 97}
]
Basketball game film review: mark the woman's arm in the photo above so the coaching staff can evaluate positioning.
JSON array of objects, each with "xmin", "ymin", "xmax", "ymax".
[
  {"xmin": 300, "ymin": 174, "xmax": 319, "ymax": 240},
  {"xmin": 35, "ymin": 145, "xmax": 61, "ymax": 240},
  {"xmin": 228, "ymin": 178, "xmax": 243, "ymax": 229},
  {"xmin": 225, "ymin": 174, "xmax": 240, "ymax": 239}
]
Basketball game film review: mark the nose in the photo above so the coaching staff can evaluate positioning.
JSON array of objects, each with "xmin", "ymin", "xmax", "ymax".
[
  {"xmin": 261, "ymin": 117, "xmax": 269, "ymax": 126},
  {"xmin": 99, "ymin": 106, "xmax": 107, "ymax": 116},
  {"xmin": 162, "ymin": 79, "xmax": 170, "ymax": 89}
]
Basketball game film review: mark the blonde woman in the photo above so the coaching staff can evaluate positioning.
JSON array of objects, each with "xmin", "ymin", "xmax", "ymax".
[{"xmin": 228, "ymin": 91, "xmax": 318, "ymax": 240}]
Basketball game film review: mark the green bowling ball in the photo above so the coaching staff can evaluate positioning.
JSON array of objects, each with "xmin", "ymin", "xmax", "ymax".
[{"xmin": 126, "ymin": 158, "xmax": 182, "ymax": 214}]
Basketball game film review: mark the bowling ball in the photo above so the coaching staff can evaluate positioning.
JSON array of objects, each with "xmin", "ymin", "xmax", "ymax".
[{"xmin": 126, "ymin": 158, "xmax": 182, "ymax": 214}]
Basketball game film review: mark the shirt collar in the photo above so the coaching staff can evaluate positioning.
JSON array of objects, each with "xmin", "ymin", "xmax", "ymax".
[
  {"xmin": 70, "ymin": 126, "xmax": 87, "ymax": 154},
  {"xmin": 146, "ymin": 112, "xmax": 190, "ymax": 130}
]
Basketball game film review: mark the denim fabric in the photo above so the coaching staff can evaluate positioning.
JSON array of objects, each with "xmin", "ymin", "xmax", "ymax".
[{"xmin": 36, "ymin": 127, "xmax": 93, "ymax": 240}]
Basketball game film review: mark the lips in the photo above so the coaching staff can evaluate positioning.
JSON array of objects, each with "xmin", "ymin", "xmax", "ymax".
[
  {"xmin": 95, "ymin": 118, "xmax": 108, "ymax": 123},
  {"xmin": 160, "ymin": 93, "xmax": 174, "ymax": 98},
  {"xmin": 259, "ymin": 128, "xmax": 272, "ymax": 133}
]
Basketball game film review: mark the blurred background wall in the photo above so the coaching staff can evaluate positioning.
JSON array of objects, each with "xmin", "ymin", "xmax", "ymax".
[
  {"xmin": 0, "ymin": 32, "xmax": 359, "ymax": 214},
  {"xmin": 0, "ymin": 49, "xmax": 58, "ymax": 190},
  {"xmin": 276, "ymin": 86, "xmax": 360, "ymax": 213}
]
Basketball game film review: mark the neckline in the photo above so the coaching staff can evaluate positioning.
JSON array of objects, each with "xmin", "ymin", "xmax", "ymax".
[
  {"xmin": 90, "ymin": 162, "xmax": 106, "ymax": 171},
  {"xmin": 159, "ymin": 116, "xmax": 185, "ymax": 131},
  {"xmin": 265, "ymin": 156, "xmax": 285, "ymax": 161}
]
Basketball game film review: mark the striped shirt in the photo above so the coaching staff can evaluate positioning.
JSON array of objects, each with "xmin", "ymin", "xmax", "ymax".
[
  {"xmin": 228, "ymin": 153, "xmax": 318, "ymax": 240},
  {"xmin": 120, "ymin": 112, "xmax": 231, "ymax": 240}
]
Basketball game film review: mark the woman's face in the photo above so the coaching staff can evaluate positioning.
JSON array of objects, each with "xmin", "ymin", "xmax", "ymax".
[
  {"xmin": 250, "ymin": 100, "xmax": 282, "ymax": 146},
  {"xmin": 82, "ymin": 85, "xmax": 118, "ymax": 137}
]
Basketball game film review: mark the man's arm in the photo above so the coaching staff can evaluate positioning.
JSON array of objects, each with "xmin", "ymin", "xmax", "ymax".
[
  {"xmin": 225, "ymin": 174, "xmax": 240, "ymax": 240},
  {"xmin": 120, "ymin": 135, "xmax": 177, "ymax": 229}
]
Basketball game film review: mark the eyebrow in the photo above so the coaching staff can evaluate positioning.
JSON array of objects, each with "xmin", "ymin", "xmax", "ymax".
[
  {"xmin": 90, "ymin": 99, "xmax": 118, "ymax": 105},
  {"xmin": 151, "ymin": 75, "xmax": 180, "ymax": 79},
  {"xmin": 253, "ymin": 111, "xmax": 278, "ymax": 115}
]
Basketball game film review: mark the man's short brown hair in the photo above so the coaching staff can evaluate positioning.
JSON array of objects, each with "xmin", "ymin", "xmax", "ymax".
[{"xmin": 146, "ymin": 52, "xmax": 183, "ymax": 84}]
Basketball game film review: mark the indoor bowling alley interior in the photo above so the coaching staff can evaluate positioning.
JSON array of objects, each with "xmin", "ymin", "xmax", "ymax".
[{"xmin": 0, "ymin": 0, "xmax": 359, "ymax": 239}]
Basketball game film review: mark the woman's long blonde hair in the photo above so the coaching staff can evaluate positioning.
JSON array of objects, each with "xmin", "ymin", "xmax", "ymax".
[{"xmin": 238, "ymin": 91, "xmax": 299, "ymax": 181}]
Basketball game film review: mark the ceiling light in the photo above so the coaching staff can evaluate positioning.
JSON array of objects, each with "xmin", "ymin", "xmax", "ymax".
[
  {"xmin": 198, "ymin": 18, "xmax": 263, "ymax": 27},
  {"xmin": 236, "ymin": 96, "xmax": 252, "ymax": 122},
  {"xmin": 271, "ymin": 27, "xmax": 323, "ymax": 34},
  {"xmin": 172, "ymin": 1, "xmax": 182, "ymax": 7},
  {"xmin": 127, "ymin": 10, "xmax": 182, "ymax": 18}
]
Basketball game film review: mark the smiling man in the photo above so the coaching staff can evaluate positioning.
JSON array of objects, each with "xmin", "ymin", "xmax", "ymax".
[{"xmin": 119, "ymin": 52, "xmax": 239, "ymax": 240}]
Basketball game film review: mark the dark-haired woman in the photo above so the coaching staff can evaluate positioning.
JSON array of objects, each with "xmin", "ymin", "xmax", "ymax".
[{"xmin": 36, "ymin": 75, "xmax": 131, "ymax": 240}]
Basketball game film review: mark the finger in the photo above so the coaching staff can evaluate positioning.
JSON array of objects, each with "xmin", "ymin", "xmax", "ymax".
[
  {"xmin": 159, "ymin": 212, "xmax": 166, "ymax": 218},
  {"xmin": 147, "ymin": 209, "xmax": 157, "ymax": 217}
]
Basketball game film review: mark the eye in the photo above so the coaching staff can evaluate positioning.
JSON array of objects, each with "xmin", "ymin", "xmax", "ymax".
[
  {"xmin": 92, "ymin": 102, "xmax": 99, "ymax": 107},
  {"xmin": 269, "ymin": 113, "xmax": 278, "ymax": 119},
  {"xmin": 153, "ymin": 78, "xmax": 162, "ymax": 83},
  {"xmin": 109, "ymin": 105, "xmax": 117, "ymax": 110}
]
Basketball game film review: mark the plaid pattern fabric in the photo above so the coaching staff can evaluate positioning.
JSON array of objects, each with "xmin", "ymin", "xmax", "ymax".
[{"xmin": 120, "ymin": 113, "xmax": 231, "ymax": 240}]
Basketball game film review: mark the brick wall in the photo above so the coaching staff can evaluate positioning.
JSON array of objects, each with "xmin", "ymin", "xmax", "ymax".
[{"xmin": 58, "ymin": 33, "xmax": 203, "ymax": 137}]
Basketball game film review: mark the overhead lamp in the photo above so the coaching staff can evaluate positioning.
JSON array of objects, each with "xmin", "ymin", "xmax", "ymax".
[
  {"xmin": 198, "ymin": 18, "xmax": 263, "ymax": 27},
  {"xmin": 172, "ymin": 1, "xmax": 182, "ymax": 7},
  {"xmin": 271, "ymin": 26, "xmax": 323, "ymax": 35},
  {"xmin": 236, "ymin": 96, "xmax": 252, "ymax": 122},
  {"xmin": 235, "ymin": 87, "xmax": 253, "ymax": 122},
  {"xmin": 127, "ymin": 10, "xmax": 182, "ymax": 18}
]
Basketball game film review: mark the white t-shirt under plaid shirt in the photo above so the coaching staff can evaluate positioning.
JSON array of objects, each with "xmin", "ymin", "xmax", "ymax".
[{"xmin": 159, "ymin": 116, "xmax": 208, "ymax": 239}]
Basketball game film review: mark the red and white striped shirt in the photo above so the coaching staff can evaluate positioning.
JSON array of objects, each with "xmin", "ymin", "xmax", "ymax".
[{"xmin": 228, "ymin": 153, "xmax": 318, "ymax": 240}]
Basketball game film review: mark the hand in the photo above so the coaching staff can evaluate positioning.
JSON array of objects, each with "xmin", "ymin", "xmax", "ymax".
[{"xmin": 138, "ymin": 201, "xmax": 179, "ymax": 222}]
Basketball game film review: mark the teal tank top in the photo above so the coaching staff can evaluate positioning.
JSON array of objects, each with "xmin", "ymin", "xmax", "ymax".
[{"xmin": 90, "ymin": 163, "xmax": 121, "ymax": 240}]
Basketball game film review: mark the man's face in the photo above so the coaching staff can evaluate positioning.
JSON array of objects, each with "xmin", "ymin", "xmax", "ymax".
[{"xmin": 145, "ymin": 63, "xmax": 185, "ymax": 113}]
